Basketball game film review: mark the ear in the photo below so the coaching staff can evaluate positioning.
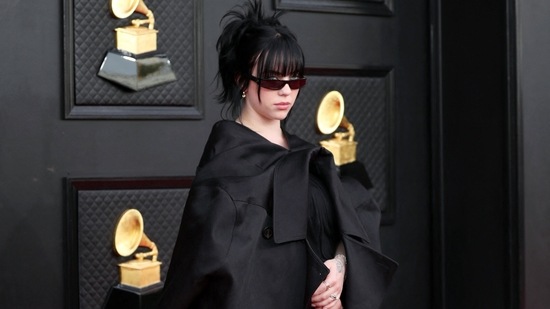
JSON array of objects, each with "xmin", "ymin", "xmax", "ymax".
[
  {"xmin": 235, "ymin": 74, "xmax": 243, "ymax": 89},
  {"xmin": 235, "ymin": 75, "xmax": 249, "ymax": 93}
]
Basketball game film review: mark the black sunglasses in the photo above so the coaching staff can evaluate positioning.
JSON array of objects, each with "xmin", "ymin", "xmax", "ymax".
[{"xmin": 249, "ymin": 75, "xmax": 307, "ymax": 90}]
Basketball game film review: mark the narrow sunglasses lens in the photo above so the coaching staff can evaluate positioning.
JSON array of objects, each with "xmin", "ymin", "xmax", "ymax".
[
  {"xmin": 257, "ymin": 78, "xmax": 306, "ymax": 90},
  {"xmin": 288, "ymin": 78, "xmax": 306, "ymax": 89},
  {"xmin": 262, "ymin": 80, "xmax": 286, "ymax": 90}
]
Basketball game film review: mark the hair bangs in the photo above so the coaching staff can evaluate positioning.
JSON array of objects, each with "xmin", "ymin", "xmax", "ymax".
[{"xmin": 255, "ymin": 35, "xmax": 305, "ymax": 79}]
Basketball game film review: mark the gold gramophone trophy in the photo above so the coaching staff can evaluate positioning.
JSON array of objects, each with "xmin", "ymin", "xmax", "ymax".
[
  {"xmin": 317, "ymin": 90, "xmax": 357, "ymax": 166},
  {"xmin": 98, "ymin": 0, "xmax": 177, "ymax": 91},
  {"xmin": 113, "ymin": 208, "xmax": 161, "ymax": 289}
]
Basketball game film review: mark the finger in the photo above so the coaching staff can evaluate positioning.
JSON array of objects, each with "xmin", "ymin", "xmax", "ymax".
[
  {"xmin": 313, "ymin": 280, "xmax": 333, "ymax": 297},
  {"xmin": 310, "ymin": 294, "xmax": 329, "ymax": 308},
  {"xmin": 312, "ymin": 284, "xmax": 324, "ymax": 297},
  {"xmin": 325, "ymin": 296, "xmax": 342, "ymax": 309},
  {"xmin": 313, "ymin": 292, "xmax": 339, "ymax": 308},
  {"xmin": 311, "ymin": 291, "xmax": 328, "ymax": 304},
  {"xmin": 311, "ymin": 288, "xmax": 335, "ymax": 303},
  {"xmin": 324, "ymin": 299, "xmax": 342, "ymax": 309}
]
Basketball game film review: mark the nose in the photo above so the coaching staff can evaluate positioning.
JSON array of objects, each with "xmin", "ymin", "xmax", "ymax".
[{"xmin": 279, "ymin": 82, "xmax": 292, "ymax": 95}]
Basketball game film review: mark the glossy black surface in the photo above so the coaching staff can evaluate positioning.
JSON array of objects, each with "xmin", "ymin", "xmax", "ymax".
[{"xmin": 98, "ymin": 50, "xmax": 177, "ymax": 91}]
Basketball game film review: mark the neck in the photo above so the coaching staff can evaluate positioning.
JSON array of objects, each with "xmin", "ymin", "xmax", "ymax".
[{"xmin": 237, "ymin": 116, "xmax": 288, "ymax": 149}]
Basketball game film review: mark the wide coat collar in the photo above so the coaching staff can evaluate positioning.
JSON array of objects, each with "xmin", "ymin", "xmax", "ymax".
[{"xmin": 194, "ymin": 120, "xmax": 371, "ymax": 244}]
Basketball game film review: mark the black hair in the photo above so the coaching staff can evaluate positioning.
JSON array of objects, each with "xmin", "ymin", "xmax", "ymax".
[{"xmin": 216, "ymin": 0, "xmax": 305, "ymax": 119}]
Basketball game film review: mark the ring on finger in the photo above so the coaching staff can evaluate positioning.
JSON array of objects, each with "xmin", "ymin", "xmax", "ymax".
[{"xmin": 329, "ymin": 293, "xmax": 339, "ymax": 300}]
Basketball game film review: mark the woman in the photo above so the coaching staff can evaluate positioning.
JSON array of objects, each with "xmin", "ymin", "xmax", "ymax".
[{"xmin": 158, "ymin": 1, "xmax": 397, "ymax": 308}]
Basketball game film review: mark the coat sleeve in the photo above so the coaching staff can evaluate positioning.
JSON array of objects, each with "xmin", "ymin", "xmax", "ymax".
[
  {"xmin": 339, "ymin": 176, "xmax": 398, "ymax": 309},
  {"xmin": 157, "ymin": 182, "xmax": 236, "ymax": 308},
  {"xmin": 341, "ymin": 235, "xmax": 398, "ymax": 309}
]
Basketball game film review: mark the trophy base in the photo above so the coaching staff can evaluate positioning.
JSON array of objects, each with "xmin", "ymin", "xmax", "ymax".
[
  {"xmin": 103, "ymin": 282, "xmax": 163, "ymax": 309},
  {"xmin": 115, "ymin": 26, "xmax": 158, "ymax": 55},
  {"xmin": 320, "ymin": 139, "xmax": 357, "ymax": 166},
  {"xmin": 119, "ymin": 259, "xmax": 162, "ymax": 289},
  {"xmin": 98, "ymin": 49, "xmax": 177, "ymax": 91}
]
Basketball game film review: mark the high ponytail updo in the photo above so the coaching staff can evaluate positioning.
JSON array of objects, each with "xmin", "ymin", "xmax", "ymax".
[{"xmin": 215, "ymin": 0, "xmax": 305, "ymax": 118}]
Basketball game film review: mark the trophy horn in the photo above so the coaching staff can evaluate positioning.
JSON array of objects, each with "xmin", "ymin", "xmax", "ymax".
[
  {"xmin": 114, "ymin": 209, "xmax": 158, "ymax": 262},
  {"xmin": 110, "ymin": 0, "xmax": 155, "ymax": 29},
  {"xmin": 316, "ymin": 91, "xmax": 357, "ymax": 166},
  {"xmin": 316, "ymin": 90, "xmax": 355, "ymax": 141}
]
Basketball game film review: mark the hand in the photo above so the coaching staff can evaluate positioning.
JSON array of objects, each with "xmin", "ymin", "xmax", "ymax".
[{"xmin": 310, "ymin": 257, "xmax": 346, "ymax": 308}]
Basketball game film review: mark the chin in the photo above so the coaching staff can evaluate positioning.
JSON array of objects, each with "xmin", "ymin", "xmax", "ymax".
[{"xmin": 276, "ymin": 114, "xmax": 290, "ymax": 121}]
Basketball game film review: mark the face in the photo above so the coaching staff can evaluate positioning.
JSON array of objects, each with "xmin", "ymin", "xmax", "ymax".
[{"xmin": 241, "ymin": 66, "xmax": 303, "ymax": 123}]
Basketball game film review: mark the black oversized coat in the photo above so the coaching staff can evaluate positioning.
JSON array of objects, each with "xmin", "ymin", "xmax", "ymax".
[{"xmin": 158, "ymin": 120, "xmax": 397, "ymax": 309}]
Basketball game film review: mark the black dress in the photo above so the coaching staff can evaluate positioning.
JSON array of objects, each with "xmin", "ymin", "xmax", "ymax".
[{"xmin": 307, "ymin": 172, "xmax": 339, "ymax": 261}]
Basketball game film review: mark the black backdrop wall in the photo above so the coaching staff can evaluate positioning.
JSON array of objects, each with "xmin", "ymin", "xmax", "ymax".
[{"xmin": 0, "ymin": 1, "xmax": 222, "ymax": 308}]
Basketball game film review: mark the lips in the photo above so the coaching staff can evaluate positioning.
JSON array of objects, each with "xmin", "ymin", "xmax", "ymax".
[{"xmin": 275, "ymin": 102, "xmax": 291, "ymax": 110}]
